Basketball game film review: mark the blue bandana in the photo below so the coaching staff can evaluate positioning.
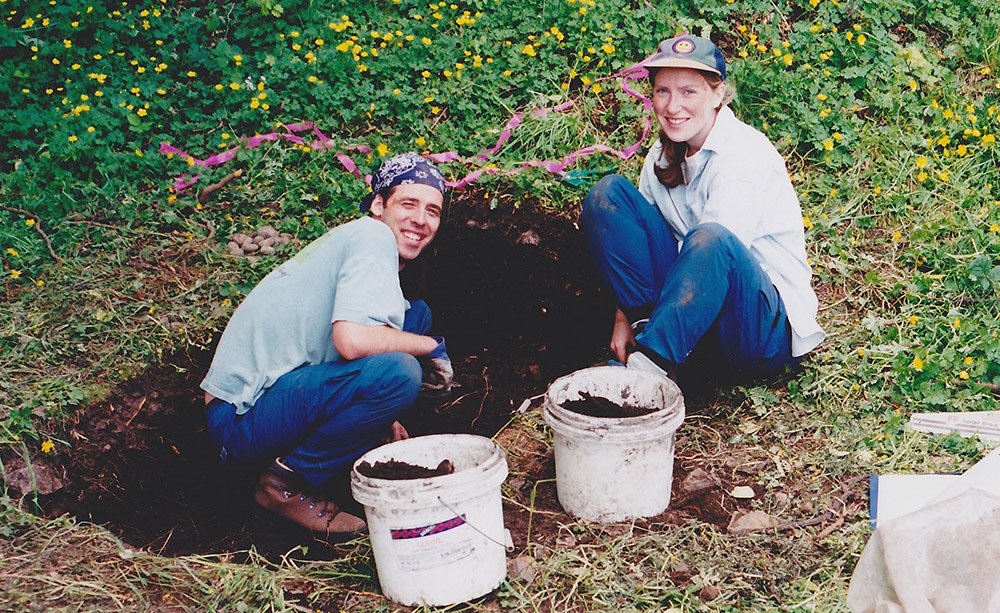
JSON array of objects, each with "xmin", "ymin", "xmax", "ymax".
[{"xmin": 359, "ymin": 152, "xmax": 446, "ymax": 212}]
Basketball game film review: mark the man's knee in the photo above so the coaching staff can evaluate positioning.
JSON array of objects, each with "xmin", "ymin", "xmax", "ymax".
[{"xmin": 357, "ymin": 352, "xmax": 422, "ymax": 406}]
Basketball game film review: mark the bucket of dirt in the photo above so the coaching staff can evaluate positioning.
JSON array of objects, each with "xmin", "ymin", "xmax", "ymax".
[
  {"xmin": 544, "ymin": 366, "xmax": 685, "ymax": 523},
  {"xmin": 350, "ymin": 434, "xmax": 509, "ymax": 607}
]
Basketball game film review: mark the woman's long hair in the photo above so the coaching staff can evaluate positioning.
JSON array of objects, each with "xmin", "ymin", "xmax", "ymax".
[{"xmin": 649, "ymin": 68, "xmax": 732, "ymax": 188}]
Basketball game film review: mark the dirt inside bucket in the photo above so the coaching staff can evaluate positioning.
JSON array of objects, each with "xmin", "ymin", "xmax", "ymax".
[
  {"xmin": 355, "ymin": 459, "xmax": 455, "ymax": 480},
  {"xmin": 560, "ymin": 391, "xmax": 657, "ymax": 418}
]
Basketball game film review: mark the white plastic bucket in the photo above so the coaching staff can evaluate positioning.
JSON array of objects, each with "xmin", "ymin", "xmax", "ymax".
[
  {"xmin": 544, "ymin": 366, "xmax": 685, "ymax": 523},
  {"xmin": 350, "ymin": 434, "xmax": 509, "ymax": 606}
]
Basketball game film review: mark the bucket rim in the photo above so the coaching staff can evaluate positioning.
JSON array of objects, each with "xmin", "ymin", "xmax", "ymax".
[
  {"xmin": 543, "ymin": 366, "xmax": 684, "ymax": 441},
  {"xmin": 350, "ymin": 434, "xmax": 508, "ymax": 506}
]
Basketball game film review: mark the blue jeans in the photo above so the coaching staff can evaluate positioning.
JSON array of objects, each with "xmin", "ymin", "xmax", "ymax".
[
  {"xmin": 581, "ymin": 175, "xmax": 796, "ymax": 379},
  {"xmin": 206, "ymin": 300, "xmax": 432, "ymax": 487}
]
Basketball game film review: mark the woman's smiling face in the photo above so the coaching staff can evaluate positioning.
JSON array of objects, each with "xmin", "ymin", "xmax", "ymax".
[{"xmin": 651, "ymin": 67, "xmax": 726, "ymax": 154}]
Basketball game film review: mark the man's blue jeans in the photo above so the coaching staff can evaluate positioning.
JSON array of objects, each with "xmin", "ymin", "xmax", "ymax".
[
  {"xmin": 581, "ymin": 175, "xmax": 797, "ymax": 379},
  {"xmin": 206, "ymin": 300, "xmax": 432, "ymax": 487}
]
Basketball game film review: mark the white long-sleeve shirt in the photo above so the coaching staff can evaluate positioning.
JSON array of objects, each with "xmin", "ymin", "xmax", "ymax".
[{"xmin": 638, "ymin": 106, "xmax": 824, "ymax": 357}]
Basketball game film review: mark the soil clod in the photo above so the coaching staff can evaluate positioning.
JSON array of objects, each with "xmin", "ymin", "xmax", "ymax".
[
  {"xmin": 356, "ymin": 459, "xmax": 455, "ymax": 480},
  {"xmin": 560, "ymin": 391, "xmax": 656, "ymax": 418}
]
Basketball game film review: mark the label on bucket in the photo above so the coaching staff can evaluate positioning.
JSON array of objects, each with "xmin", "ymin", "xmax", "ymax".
[{"xmin": 389, "ymin": 515, "xmax": 473, "ymax": 571}]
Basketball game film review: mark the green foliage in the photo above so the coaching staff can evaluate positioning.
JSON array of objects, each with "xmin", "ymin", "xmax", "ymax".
[{"xmin": 2, "ymin": 0, "xmax": 1000, "ymax": 607}]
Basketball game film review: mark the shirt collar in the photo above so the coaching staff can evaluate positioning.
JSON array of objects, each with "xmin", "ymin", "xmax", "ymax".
[{"xmin": 697, "ymin": 105, "xmax": 736, "ymax": 155}]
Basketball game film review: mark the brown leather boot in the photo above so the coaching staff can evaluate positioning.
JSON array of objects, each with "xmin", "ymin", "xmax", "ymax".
[{"xmin": 254, "ymin": 460, "xmax": 366, "ymax": 537}]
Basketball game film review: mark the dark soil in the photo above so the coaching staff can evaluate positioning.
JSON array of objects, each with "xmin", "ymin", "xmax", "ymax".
[
  {"xmin": 23, "ymin": 185, "xmax": 778, "ymax": 568},
  {"xmin": 355, "ymin": 459, "xmax": 455, "ymax": 480},
  {"xmin": 30, "ymin": 186, "xmax": 621, "ymax": 559},
  {"xmin": 560, "ymin": 391, "xmax": 656, "ymax": 418}
]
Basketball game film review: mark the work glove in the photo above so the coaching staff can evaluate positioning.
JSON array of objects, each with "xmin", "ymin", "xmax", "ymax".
[{"xmin": 419, "ymin": 336, "xmax": 454, "ymax": 398}]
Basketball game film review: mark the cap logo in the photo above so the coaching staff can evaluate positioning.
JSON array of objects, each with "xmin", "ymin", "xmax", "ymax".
[{"xmin": 672, "ymin": 38, "xmax": 695, "ymax": 54}]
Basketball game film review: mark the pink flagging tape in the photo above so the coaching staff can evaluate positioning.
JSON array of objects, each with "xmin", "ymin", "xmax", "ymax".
[{"xmin": 160, "ymin": 56, "xmax": 656, "ymax": 192}]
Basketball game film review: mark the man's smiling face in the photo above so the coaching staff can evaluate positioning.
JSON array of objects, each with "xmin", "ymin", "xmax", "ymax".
[{"xmin": 369, "ymin": 183, "xmax": 443, "ymax": 265}]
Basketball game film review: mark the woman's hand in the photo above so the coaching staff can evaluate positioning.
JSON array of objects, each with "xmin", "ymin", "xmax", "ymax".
[{"xmin": 610, "ymin": 308, "xmax": 636, "ymax": 363}]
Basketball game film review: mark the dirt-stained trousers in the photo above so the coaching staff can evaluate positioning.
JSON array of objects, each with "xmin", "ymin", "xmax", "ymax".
[
  {"xmin": 581, "ymin": 175, "xmax": 797, "ymax": 379},
  {"xmin": 206, "ymin": 300, "xmax": 431, "ymax": 487}
]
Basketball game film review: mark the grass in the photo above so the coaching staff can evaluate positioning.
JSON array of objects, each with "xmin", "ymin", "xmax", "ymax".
[{"xmin": 3, "ymin": 0, "xmax": 1000, "ymax": 609}]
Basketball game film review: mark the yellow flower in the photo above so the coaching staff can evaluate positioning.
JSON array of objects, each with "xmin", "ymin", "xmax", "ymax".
[
  {"xmin": 964, "ymin": 356, "xmax": 974, "ymax": 365},
  {"xmin": 822, "ymin": 139, "xmax": 834, "ymax": 151},
  {"xmin": 421, "ymin": 70, "xmax": 431, "ymax": 78},
  {"xmin": 522, "ymin": 44, "xmax": 536, "ymax": 56},
  {"xmin": 6, "ymin": 248, "xmax": 18, "ymax": 257},
  {"xmin": 953, "ymin": 317, "xmax": 961, "ymax": 329},
  {"xmin": 803, "ymin": 216, "xmax": 813, "ymax": 229},
  {"xmin": 911, "ymin": 357, "xmax": 924, "ymax": 371},
  {"xmin": 907, "ymin": 315, "xmax": 920, "ymax": 325},
  {"xmin": 41, "ymin": 440, "xmax": 54, "ymax": 454},
  {"xmin": 187, "ymin": 71, "xmax": 196, "ymax": 77},
  {"xmin": 415, "ymin": 136, "xmax": 426, "ymax": 146},
  {"xmin": 422, "ymin": 37, "xmax": 432, "ymax": 45},
  {"xmin": 915, "ymin": 156, "xmax": 928, "ymax": 168},
  {"xmin": 68, "ymin": 135, "xmax": 78, "ymax": 142},
  {"xmin": 376, "ymin": 143, "xmax": 389, "ymax": 156},
  {"xmin": 857, "ymin": 347, "xmax": 865, "ymax": 356},
  {"xmin": 10, "ymin": 269, "xmax": 21, "ymax": 278},
  {"xmin": 960, "ymin": 370, "xmax": 969, "ymax": 380}
]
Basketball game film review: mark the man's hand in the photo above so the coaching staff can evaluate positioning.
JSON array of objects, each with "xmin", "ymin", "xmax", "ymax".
[
  {"xmin": 419, "ymin": 336, "xmax": 454, "ymax": 397},
  {"xmin": 390, "ymin": 420, "xmax": 409, "ymax": 442},
  {"xmin": 380, "ymin": 420, "xmax": 409, "ymax": 445},
  {"xmin": 610, "ymin": 308, "xmax": 636, "ymax": 363}
]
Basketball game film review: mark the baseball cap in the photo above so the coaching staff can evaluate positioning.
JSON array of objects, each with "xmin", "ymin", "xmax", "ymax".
[{"xmin": 646, "ymin": 35, "xmax": 726, "ymax": 80}]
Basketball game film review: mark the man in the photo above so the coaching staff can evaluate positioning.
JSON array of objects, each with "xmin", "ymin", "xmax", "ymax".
[{"xmin": 201, "ymin": 152, "xmax": 452, "ymax": 537}]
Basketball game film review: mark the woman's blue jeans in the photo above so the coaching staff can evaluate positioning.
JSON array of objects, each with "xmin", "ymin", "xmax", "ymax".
[
  {"xmin": 581, "ymin": 175, "xmax": 797, "ymax": 379},
  {"xmin": 206, "ymin": 300, "xmax": 432, "ymax": 487}
]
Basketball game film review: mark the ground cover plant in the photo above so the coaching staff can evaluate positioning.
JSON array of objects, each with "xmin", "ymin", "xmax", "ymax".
[{"xmin": 2, "ymin": 0, "xmax": 1000, "ymax": 609}]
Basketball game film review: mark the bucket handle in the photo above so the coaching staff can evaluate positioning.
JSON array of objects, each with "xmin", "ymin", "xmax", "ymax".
[{"xmin": 437, "ymin": 497, "xmax": 514, "ymax": 553}]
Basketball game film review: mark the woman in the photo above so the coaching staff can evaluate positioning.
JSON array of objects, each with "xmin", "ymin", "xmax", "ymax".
[{"xmin": 581, "ymin": 35, "xmax": 824, "ymax": 383}]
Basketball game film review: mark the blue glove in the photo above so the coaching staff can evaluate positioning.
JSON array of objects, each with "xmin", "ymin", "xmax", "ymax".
[{"xmin": 420, "ymin": 336, "xmax": 453, "ymax": 397}]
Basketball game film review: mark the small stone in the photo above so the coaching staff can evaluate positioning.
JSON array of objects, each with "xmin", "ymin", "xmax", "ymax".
[
  {"xmin": 699, "ymin": 584, "xmax": 721, "ymax": 602},
  {"xmin": 680, "ymin": 468, "xmax": 715, "ymax": 495},
  {"xmin": 507, "ymin": 555, "xmax": 537, "ymax": 582},
  {"xmin": 730, "ymin": 485, "xmax": 755, "ymax": 499},
  {"xmin": 8, "ymin": 463, "xmax": 64, "ymax": 495},
  {"xmin": 728, "ymin": 510, "xmax": 775, "ymax": 535}
]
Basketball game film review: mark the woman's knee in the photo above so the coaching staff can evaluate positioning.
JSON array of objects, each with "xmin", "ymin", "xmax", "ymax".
[
  {"xmin": 582, "ymin": 175, "xmax": 633, "ymax": 223},
  {"xmin": 684, "ymin": 223, "xmax": 740, "ymax": 252}
]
